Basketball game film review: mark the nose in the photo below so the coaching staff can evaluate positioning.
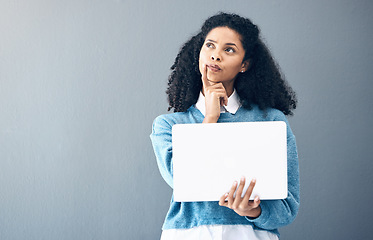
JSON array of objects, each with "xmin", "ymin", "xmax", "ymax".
[{"xmin": 211, "ymin": 52, "xmax": 221, "ymax": 61}]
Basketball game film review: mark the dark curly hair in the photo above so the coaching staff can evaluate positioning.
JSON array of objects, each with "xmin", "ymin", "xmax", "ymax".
[{"xmin": 166, "ymin": 12, "xmax": 297, "ymax": 115}]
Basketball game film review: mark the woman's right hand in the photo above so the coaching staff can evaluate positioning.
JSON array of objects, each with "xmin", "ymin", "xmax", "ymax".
[{"xmin": 202, "ymin": 65, "xmax": 228, "ymax": 123}]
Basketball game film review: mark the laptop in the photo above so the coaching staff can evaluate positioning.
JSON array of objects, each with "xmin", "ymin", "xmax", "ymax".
[{"xmin": 172, "ymin": 121, "xmax": 287, "ymax": 202}]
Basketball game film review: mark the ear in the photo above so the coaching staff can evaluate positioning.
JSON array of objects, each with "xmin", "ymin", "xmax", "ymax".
[{"xmin": 240, "ymin": 60, "xmax": 250, "ymax": 73}]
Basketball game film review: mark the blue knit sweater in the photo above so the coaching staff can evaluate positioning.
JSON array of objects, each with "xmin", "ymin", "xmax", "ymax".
[{"xmin": 150, "ymin": 105, "xmax": 300, "ymax": 237}]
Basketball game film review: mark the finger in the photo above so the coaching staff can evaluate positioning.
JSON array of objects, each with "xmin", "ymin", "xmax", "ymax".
[
  {"xmin": 205, "ymin": 84, "xmax": 227, "ymax": 106},
  {"xmin": 215, "ymin": 91, "xmax": 228, "ymax": 107},
  {"xmin": 206, "ymin": 91, "xmax": 227, "ymax": 105},
  {"xmin": 242, "ymin": 178, "xmax": 257, "ymax": 203},
  {"xmin": 232, "ymin": 177, "xmax": 246, "ymax": 209},
  {"xmin": 219, "ymin": 193, "xmax": 229, "ymax": 206},
  {"xmin": 227, "ymin": 181, "xmax": 238, "ymax": 208},
  {"xmin": 206, "ymin": 90, "xmax": 228, "ymax": 102},
  {"xmin": 220, "ymin": 85, "xmax": 228, "ymax": 106},
  {"xmin": 206, "ymin": 87, "xmax": 227, "ymax": 94},
  {"xmin": 207, "ymin": 82, "xmax": 226, "ymax": 91},
  {"xmin": 217, "ymin": 83, "xmax": 228, "ymax": 106},
  {"xmin": 220, "ymin": 97, "xmax": 225, "ymax": 107},
  {"xmin": 201, "ymin": 64, "xmax": 209, "ymax": 88},
  {"xmin": 248, "ymin": 196, "xmax": 261, "ymax": 209},
  {"xmin": 253, "ymin": 196, "xmax": 261, "ymax": 208},
  {"xmin": 235, "ymin": 177, "xmax": 246, "ymax": 200}
]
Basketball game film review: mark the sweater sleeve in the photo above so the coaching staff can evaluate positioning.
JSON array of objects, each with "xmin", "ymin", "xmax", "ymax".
[
  {"xmin": 245, "ymin": 115, "xmax": 300, "ymax": 230},
  {"xmin": 150, "ymin": 115, "xmax": 174, "ymax": 188}
]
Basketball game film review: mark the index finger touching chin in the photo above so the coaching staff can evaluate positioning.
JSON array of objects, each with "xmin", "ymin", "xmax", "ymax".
[{"xmin": 201, "ymin": 64, "xmax": 209, "ymax": 87}]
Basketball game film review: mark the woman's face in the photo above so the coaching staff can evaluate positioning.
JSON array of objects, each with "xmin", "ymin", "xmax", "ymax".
[{"xmin": 199, "ymin": 27, "xmax": 248, "ymax": 85}]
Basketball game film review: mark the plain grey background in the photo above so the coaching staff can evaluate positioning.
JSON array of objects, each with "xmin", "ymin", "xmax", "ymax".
[{"xmin": 1, "ymin": 0, "xmax": 372, "ymax": 239}]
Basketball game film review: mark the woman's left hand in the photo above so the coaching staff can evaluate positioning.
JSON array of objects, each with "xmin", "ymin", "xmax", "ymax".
[{"xmin": 219, "ymin": 177, "xmax": 262, "ymax": 218}]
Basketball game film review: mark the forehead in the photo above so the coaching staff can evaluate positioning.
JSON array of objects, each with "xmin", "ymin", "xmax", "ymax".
[{"xmin": 205, "ymin": 27, "xmax": 242, "ymax": 45}]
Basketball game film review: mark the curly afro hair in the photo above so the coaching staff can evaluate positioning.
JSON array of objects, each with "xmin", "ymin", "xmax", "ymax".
[{"xmin": 166, "ymin": 12, "xmax": 297, "ymax": 115}]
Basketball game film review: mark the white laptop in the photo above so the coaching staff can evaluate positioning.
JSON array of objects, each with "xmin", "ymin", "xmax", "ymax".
[{"xmin": 172, "ymin": 121, "xmax": 287, "ymax": 202}]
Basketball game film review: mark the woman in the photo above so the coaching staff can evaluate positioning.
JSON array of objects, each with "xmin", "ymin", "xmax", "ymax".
[{"xmin": 150, "ymin": 12, "xmax": 299, "ymax": 240}]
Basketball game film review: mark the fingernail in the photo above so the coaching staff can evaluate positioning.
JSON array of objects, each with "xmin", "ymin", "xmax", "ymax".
[
  {"xmin": 252, "ymin": 178, "xmax": 256, "ymax": 183},
  {"xmin": 241, "ymin": 176, "xmax": 245, "ymax": 182},
  {"xmin": 225, "ymin": 193, "xmax": 228, "ymax": 197},
  {"xmin": 233, "ymin": 181, "xmax": 237, "ymax": 186}
]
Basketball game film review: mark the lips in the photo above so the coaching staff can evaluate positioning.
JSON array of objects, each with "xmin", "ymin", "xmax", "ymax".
[{"xmin": 207, "ymin": 64, "xmax": 222, "ymax": 72}]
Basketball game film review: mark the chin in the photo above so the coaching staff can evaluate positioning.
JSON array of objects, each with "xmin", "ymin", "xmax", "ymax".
[
  {"xmin": 207, "ymin": 75, "xmax": 223, "ymax": 82},
  {"xmin": 208, "ymin": 77, "xmax": 227, "ymax": 83},
  {"xmin": 207, "ymin": 79, "xmax": 221, "ymax": 83}
]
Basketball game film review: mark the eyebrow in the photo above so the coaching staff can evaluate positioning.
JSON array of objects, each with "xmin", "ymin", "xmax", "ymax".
[{"xmin": 206, "ymin": 39, "xmax": 239, "ymax": 49}]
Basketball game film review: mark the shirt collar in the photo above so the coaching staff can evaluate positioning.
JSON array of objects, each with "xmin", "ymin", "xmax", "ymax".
[{"xmin": 195, "ymin": 89, "xmax": 241, "ymax": 116}]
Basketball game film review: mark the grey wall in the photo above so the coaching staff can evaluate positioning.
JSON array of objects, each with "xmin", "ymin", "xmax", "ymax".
[{"xmin": 1, "ymin": 0, "xmax": 372, "ymax": 239}]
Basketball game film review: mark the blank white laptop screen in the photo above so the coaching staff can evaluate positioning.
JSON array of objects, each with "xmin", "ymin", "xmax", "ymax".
[{"xmin": 172, "ymin": 121, "xmax": 287, "ymax": 202}]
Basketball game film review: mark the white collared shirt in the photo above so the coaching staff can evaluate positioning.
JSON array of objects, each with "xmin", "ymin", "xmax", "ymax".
[
  {"xmin": 161, "ymin": 90, "xmax": 279, "ymax": 240},
  {"xmin": 195, "ymin": 89, "xmax": 241, "ymax": 116}
]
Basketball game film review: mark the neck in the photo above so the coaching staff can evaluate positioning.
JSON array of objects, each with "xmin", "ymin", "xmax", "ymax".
[{"xmin": 223, "ymin": 82, "xmax": 234, "ymax": 97}]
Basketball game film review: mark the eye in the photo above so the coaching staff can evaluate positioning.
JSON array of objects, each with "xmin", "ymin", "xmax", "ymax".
[
  {"xmin": 205, "ymin": 42, "xmax": 214, "ymax": 48},
  {"xmin": 225, "ymin": 47, "xmax": 235, "ymax": 53}
]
